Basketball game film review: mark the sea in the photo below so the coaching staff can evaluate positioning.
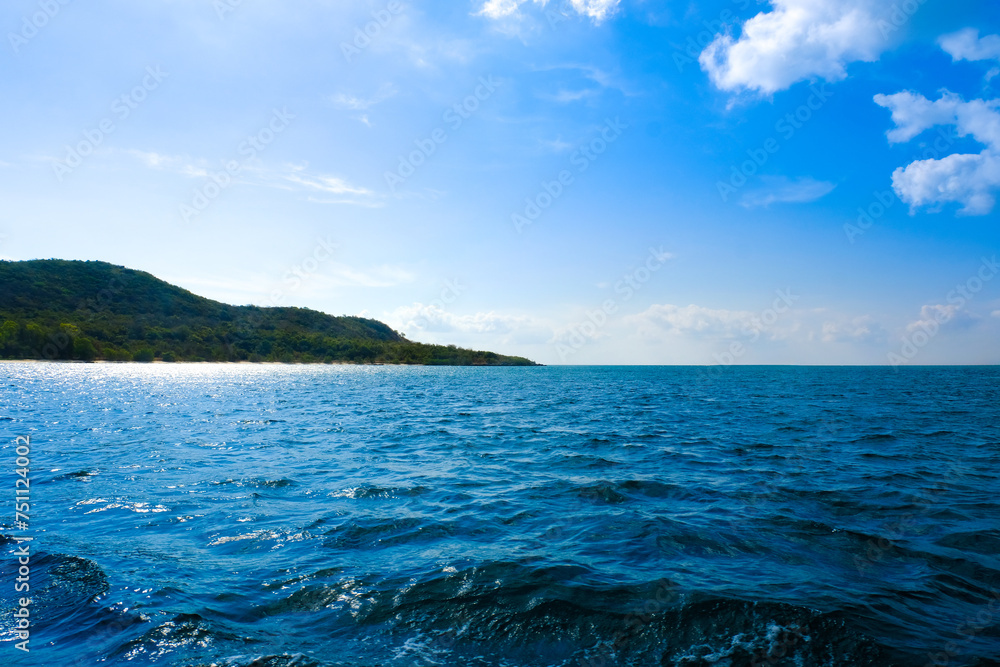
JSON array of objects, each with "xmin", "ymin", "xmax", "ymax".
[{"xmin": 1, "ymin": 363, "xmax": 998, "ymax": 666}]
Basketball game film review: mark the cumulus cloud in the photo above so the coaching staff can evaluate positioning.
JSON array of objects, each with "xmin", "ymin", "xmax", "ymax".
[
  {"xmin": 478, "ymin": 0, "xmax": 618, "ymax": 23},
  {"xmin": 905, "ymin": 304, "xmax": 977, "ymax": 333},
  {"xmin": 628, "ymin": 302, "xmax": 899, "ymax": 351},
  {"xmin": 819, "ymin": 315, "xmax": 883, "ymax": 343},
  {"xmin": 873, "ymin": 91, "xmax": 1000, "ymax": 145},
  {"xmin": 629, "ymin": 304, "xmax": 760, "ymax": 338},
  {"xmin": 939, "ymin": 28, "xmax": 1000, "ymax": 63},
  {"xmin": 699, "ymin": 0, "xmax": 892, "ymax": 95},
  {"xmin": 387, "ymin": 303, "xmax": 532, "ymax": 335},
  {"xmin": 888, "ymin": 152, "xmax": 1000, "ymax": 215},
  {"xmin": 740, "ymin": 176, "xmax": 836, "ymax": 208},
  {"xmin": 874, "ymin": 90, "xmax": 1000, "ymax": 214}
]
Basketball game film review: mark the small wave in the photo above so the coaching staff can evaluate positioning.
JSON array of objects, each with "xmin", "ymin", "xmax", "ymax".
[
  {"xmin": 200, "ymin": 655, "xmax": 324, "ymax": 667},
  {"xmin": 345, "ymin": 564, "xmax": 893, "ymax": 665},
  {"xmin": 54, "ymin": 469, "xmax": 100, "ymax": 481},
  {"xmin": 215, "ymin": 477, "xmax": 297, "ymax": 489},
  {"xmin": 329, "ymin": 485, "xmax": 429, "ymax": 500},
  {"xmin": 323, "ymin": 517, "xmax": 455, "ymax": 550}
]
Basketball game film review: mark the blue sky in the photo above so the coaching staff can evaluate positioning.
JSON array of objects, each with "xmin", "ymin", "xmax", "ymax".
[{"xmin": 2, "ymin": 0, "xmax": 999, "ymax": 365}]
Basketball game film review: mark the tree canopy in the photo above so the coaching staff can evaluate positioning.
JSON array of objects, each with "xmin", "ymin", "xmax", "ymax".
[{"xmin": 0, "ymin": 260, "xmax": 538, "ymax": 366}]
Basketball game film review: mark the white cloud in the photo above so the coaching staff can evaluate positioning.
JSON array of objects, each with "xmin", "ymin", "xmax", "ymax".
[
  {"xmin": 628, "ymin": 304, "xmax": 894, "ymax": 350},
  {"xmin": 127, "ymin": 150, "xmax": 186, "ymax": 169},
  {"xmin": 386, "ymin": 303, "xmax": 532, "ymax": 335},
  {"xmin": 478, "ymin": 0, "xmax": 618, "ymax": 24},
  {"xmin": 873, "ymin": 91, "xmax": 1000, "ymax": 145},
  {"xmin": 874, "ymin": 90, "xmax": 1000, "ymax": 214},
  {"xmin": 939, "ymin": 28, "xmax": 1000, "ymax": 63},
  {"xmin": 279, "ymin": 169, "xmax": 373, "ymax": 196},
  {"xmin": 319, "ymin": 265, "xmax": 414, "ymax": 289},
  {"xmin": 629, "ymin": 304, "xmax": 759, "ymax": 338},
  {"xmin": 539, "ymin": 136, "xmax": 574, "ymax": 153},
  {"xmin": 820, "ymin": 315, "xmax": 883, "ymax": 343},
  {"xmin": 905, "ymin": 304, "xmax": 977, "ymax": 333},
  {"xmin": 479, "ymin": 0, "xmax": 532, "ymax": 20},
  {"xmin": 126, "ymin": 150, "xmax": 379, "ymax": 207},
  {"xmin": 330, "ymin": 83, "xmax": 397, "ymax": 111},
  {"xmin": 889, "ymin": 152, "xmax": 1000, "ymax": 215},
  {"xmin": 547, "ymin": 88, "xmax": 598, "ymax": 104},
  {"xmin": 740, "ymin": 176, "xmax": 836, "ymax": 208},
  {"xmin": 565, "ymin": 0, "xmax": 618, "ymax": 23},
  {"xmin": 699, "ymin": 0, "xmax": 892, "ymax": 95}
]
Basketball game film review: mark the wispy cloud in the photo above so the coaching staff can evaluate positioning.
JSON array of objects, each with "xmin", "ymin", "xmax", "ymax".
[
  {"xmin": 819, "ymin": 315, "xmax": 884, "ymax": 343},
  {"xmin": 279, "ymin": 168, "xmax": 373, "ymax": 196},
  {"xmin": 628, "ymin": 303, "xmax": 761, "ymax": 338},
  {"xmin": 740, "ymin": 176, "xmax": 836, "ymax": 208},
  {"xmin": 320, "ymin": 264, "xmax": 415, "ymax": 289},
  {"xmin": 547, "ymin": 88, "xmax": 599, "ymax": 104},
  {"xmin": 627, "ymin": 303, "xmax": 890, "ymax": 348},
  {"xmin": 539, "ymin": 136, "xmax": 575, "ymax": 153},
  {"xmin": 478, "ymin": 0, "xmax": 619, "ymax": 24},
  {"xmin": 126, "ymin": 150, "xmax": 379, "ymax": 207},
  {"xmin": 330, "ymin": 83, "xmax": 398, "ymax": 111}
]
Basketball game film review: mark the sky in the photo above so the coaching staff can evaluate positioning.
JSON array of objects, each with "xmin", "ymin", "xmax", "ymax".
[{"xmin": 2, "ymin": 0, "xmax": 999, "ymax": 365}]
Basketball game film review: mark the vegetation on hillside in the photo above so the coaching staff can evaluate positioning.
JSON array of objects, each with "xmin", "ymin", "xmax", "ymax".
[{"xmin": 0, "ymin": 260, "xmax": 538, "ymax": 366}]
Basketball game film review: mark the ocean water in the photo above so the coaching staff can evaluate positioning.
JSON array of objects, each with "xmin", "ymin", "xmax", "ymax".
[{"xmin": 1, "ymin": 363, "xmax": 999, "ymax": 667}]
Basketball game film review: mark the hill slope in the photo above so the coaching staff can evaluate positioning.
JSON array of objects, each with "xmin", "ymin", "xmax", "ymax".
[{"xmin": 0, "ymin": 260, "xmax": 538, "ymax": 365}]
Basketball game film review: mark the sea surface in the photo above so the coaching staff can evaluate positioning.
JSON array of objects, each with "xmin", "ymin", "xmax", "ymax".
[{"xmin": 1, "ymin": 363, "xmax": 999, "ymax": 666}]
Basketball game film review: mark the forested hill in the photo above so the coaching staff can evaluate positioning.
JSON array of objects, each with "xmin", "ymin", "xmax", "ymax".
[{"xmin": 0, "ymin": 260, "xmax": 538, "ymax": 365}]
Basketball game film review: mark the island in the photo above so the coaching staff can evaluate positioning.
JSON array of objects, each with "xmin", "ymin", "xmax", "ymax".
[{"xmin": 0, "ymin": 259, "xmax": 538, "ymax": 366}]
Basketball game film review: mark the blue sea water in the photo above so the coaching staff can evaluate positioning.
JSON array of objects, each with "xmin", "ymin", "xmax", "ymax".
[{"xmin": 1, "ymin": 363, "xmax": 999, "ymax": 666}]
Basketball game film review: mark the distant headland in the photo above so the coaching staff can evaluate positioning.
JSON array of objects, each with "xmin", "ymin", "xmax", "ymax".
[{"xmin": 0, "ymin": 259, "xmax": 538, "ymax": 366}]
